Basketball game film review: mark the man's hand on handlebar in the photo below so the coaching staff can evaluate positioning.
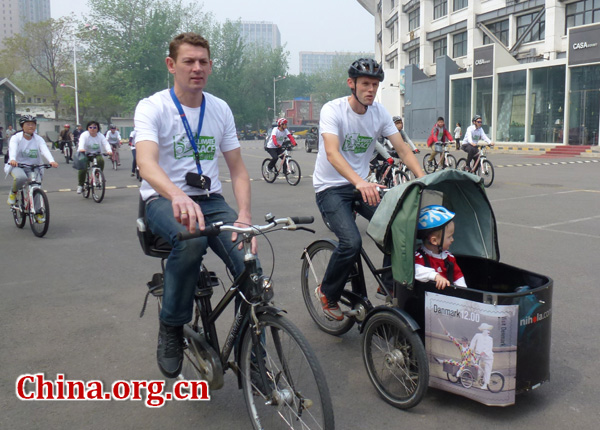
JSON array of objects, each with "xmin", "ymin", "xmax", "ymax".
[
  {"xmin": 233, "ymin": 214, "xmax": 257, "ymax": 254},
  {"xmin": 356, "ymin": 180, "xmax": 385, "ymax": 206}
]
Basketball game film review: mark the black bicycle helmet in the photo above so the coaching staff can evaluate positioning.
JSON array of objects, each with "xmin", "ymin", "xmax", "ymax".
[
  {"xmin": 348, "ymin": 58, "xmax": 384, "ymax": 82},
  {"xmin": 392, "ymin": 116, "xmax": 403, "ymax": 123},
  {"xmin": 472, "ymin": 115, "xmax": 482, "ymax": 123},
  {"xmin": 19, "ymin": 115, "xmax": 37, "ymax": 126}
]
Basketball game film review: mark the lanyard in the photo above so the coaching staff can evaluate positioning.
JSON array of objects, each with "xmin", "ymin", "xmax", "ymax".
[{"xmin": 170, "ymin": 87, "xmax": 206, "ymax": 175}]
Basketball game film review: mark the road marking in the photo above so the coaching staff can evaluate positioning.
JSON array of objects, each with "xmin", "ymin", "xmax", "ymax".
[{"xmin": 497, "ymin": 221, "xmax": 600, "ymax": 239}]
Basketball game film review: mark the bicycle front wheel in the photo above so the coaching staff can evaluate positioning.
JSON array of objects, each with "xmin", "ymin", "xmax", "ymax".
[
  {"xmin": 300, "ymin": 240, "xmax": 356, "ymax": 336},
  {"xmin": 422, "ymin": 153, "xmax": 438, "ymax": 173},
  {"xmin": 92, "ymin": 168, "xmax": 106, "ymax": 203},
  {"xmin": 240, "ymin": 313, "xmax": 335, "ymax": 430},
  {"xmin": 392, "ymin": 170, "xmax": 410, "ymax": 186},
  {"xmin": 285, "ymin": 159, "xmax": 301, "ymax": 186},
  {"xmin": 29, "ymin": 188, "xmax": 50, "ymax": 237},
  {"xmin": 479, "ymin": 159, "xmax": 495, "ymax": 187},
  {"xmin": 84, "ymin": 172, "xmax": 91, "ymax": 198},
  {"xmin": 460, "ymin": 369, "xmax": 475, "ymax": 389},
  {"xmin": 12, "ymin": 192, "xmax": 26, "ymax": 228},
  {"xmin": 262, "ymin": 159, "xmax": 277, "ymax": 183},
  {"xmin": 456, "ymin": 158, "xmax": 468, "ymax": 172},
  {"xmin": 444, "ymin": 154, "xmax": 457, "ymax": 169},
  {"xmin": 488, "ymin": 372, "xmax": 505, "ymax": 393},
  {"xmin": 362, "ymin": 311, "xmax": 428, "ymax": 409}
]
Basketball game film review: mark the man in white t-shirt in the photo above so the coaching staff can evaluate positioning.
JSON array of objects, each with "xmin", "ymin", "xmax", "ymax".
[
  {"xmin": 314, "ymin": 58, "xmax": 425, "ymax": 321},
  {"xmin": 265, "ymin": 117, "xmax": 297, "ymax": 172},
  {"xmin": 134, "ymin": 32, "xmax": 255, "ymax": 378},
  {"xmin": 461, "ymin": 115, "xmax": 494, "ymax": 172}
]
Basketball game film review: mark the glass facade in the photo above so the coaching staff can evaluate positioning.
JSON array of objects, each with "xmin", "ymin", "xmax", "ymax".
[
  {"xmin": 474, "ymin": 77, "xmax": 493, "ymax": 135},
  {"xmin": 569, "ymin": 65, "xmax": 600, "ymax": 145},
  {"xmin": 530, "ymin": 66, "xmax": 566, "ymax": 143},
  {"xmin": 497, "ymin": 71, "xmax": 527, "ymax": 142},
  {"xmin": 451, "ymin": 78, "xmax": 472, "ymax": 134}
]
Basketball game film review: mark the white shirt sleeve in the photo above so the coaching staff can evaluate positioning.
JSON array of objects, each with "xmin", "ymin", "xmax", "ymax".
[{"xmin": 38, "ymin": 137, "xmax": 55, "ymax": 163}]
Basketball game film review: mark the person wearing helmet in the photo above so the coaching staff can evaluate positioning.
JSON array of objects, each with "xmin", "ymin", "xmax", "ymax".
[
  {"xmin": 313, "ymin": 58, "xmax": 425, "ymax": 321},
  {"xmin": 6, "ymin": 115, "xmax": 58, "ymax": 205},
  {"xmin": 415, "ymin": 205, "xmax": 467, "ymax": 289},
  {"xmin": 391, "ymin": 116, "xmax": 419, "ymax": 153},
  {"xmin": 59, "ymin": 124, "xmax": 73, "ymax": 162},
  {"xmin": 76, "ymin": 121, "xmax": 112, "ymax": 194},
  {"xmin": 105, "ymin": 124, "xmax": 122, "ymax": 167},
  {"xmin": 461, "ymin": 115, "xmax": 493, "ymax": 172},
  {"xmin": 72, "ymin": 124, "xmax": 84, "ymax": 147},
  {"xmin": 264, "ymin": 118, "xmax": 297, "ymax": 173}
]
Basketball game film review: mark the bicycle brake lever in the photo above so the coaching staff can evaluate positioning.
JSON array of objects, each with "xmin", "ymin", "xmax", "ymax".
[{"xmin": 296, "ymin": 226, "xmax": 316, "ymax": 234}]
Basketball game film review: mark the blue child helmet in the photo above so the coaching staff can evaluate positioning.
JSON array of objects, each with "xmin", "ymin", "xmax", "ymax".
[{"xmin": 417, "ymin": 205, "xmax": 455, "ymax": 232}]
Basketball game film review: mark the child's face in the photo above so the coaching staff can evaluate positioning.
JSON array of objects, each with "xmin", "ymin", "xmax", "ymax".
[
  {"xmin": 395, "ymin": 121, "xmax": 403, "ymax": 131},
  {"xmin": 442, "ymin": 221, "xmax": 455, "ymax": 251}
]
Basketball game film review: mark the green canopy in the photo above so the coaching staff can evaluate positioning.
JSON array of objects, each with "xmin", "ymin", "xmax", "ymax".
[{"xmin": 367, "ymin": 169, "xmax": 499, "ymax": 286}]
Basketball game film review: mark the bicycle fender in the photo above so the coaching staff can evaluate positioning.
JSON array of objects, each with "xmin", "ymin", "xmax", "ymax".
[
  {"xmin": 359, "ymin": 306, "xmax": 421, "ymax": 334},
  {"xmin": 300, "ymin": 238, "xmax": 338, "ymax": 260}
]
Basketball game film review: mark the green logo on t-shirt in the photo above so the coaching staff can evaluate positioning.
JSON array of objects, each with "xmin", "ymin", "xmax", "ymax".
[
  {"xmin": 342, "ymin": 133, "xmax": 373, "ymax": 154},
  {"xmin": 174, "ymin": 135, "xmax": 216, "ymax": 160},
  {"xmin": 23, "ymin": 149, "xmax": 39, "ymax": 158}
]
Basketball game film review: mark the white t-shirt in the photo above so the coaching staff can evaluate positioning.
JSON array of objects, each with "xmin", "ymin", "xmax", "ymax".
[
  {"xmin": 106, "ymin": 130, "xmax": 122, "ymax": 144},
  {"xmin": 266, "ymin": 127, "xmax": 291, "ymax": 148},
  {"xmin": 313, "ymin": 97, "xmax": 398, "ymax": 193},
  {"xmin": 129, "ymin": 130, "xmax": 137, "ymax": 150},
  {"xmin": 463, "ymin": 125, "xmax": 491, "ymax": 145},
  {"xmin": 134, "ymin": 89, "xmax": 240, "ymax": 200},
  {"xmin": 78, "ymin": 131, "xmax": 112, "ymax": 154},
  {"xmin": 8, "ymin": 132, "xmax": 55, "ymax": 165}
]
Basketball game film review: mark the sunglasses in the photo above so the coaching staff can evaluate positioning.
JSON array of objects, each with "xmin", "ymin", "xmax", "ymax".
[
  {"xmin": 475, "ymin": 121, "xmax": 482, "ymax": 123},
  {"xmin": 88, "ymin": 126, "xmax": 98, "ymax": 129}
]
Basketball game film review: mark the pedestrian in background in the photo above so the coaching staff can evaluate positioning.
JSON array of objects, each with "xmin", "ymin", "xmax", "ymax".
[{"xmin": 454, "ymin": 122, "xmax": 462, "ymax": 150}]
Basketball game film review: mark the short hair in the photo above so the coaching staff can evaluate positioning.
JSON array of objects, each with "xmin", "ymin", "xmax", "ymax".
[
  {"xmin": 457, "ymin": 122, "xmax": 461, "ymax": 127},
  {"xmin": 437, "ymin": 117, "xmax": 445, "ymax": 122},
  {"xmin": 169, "ymin": 33, "xmax": 211, "ymax": 61},
  {"xmin": 86, "ymin": 121, "xmax": 101, "ymax": 132}
]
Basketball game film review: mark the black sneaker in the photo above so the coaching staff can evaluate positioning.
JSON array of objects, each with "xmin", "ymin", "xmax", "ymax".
[{"xmin": 157, "ymin": 322, "xmax": 183, "ymax": 378}]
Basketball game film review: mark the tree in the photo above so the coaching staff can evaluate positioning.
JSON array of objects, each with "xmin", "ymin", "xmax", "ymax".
[{"xmin": 2, "ymin": 17, "xmax": 74, "ymax": 119}]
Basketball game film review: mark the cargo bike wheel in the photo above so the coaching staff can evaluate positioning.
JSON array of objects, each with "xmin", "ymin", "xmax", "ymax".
[{"xmin": 362, "ymin": 311, "xmax": 428, "ymax": 409}]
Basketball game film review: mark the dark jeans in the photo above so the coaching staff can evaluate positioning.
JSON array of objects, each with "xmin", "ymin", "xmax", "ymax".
[
  {"xmin": 266, "ymin": 147, "xmax": 284, "ymax": 170},
  {"xmin": 316, "ymin": 184, "xmax": 391, "ymax": 302},
  {"xmin": 145, "ymin": 194, "xmax": 252, "ymax": 326},
  {"xmin": 461, "ymin": 144, "xmax": 479, "ymax": 169},
  {"xmin": 131, "ymin": 148, "xmax": 137, "ymax": 173}
]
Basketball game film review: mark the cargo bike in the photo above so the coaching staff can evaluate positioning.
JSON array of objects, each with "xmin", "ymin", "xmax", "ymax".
[{"xmin": 301, "ymin": 169, "xmax": 552, "ymax": 408}]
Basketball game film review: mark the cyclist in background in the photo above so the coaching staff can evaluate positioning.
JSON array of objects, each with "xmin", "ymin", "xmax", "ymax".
[
  {"xmin": 313, "ymin": 58, "xmax": 424, "ymax": 320},
  {"xmin": 265, "ymin": 118, "xmax": 297, "ymax": 173},
  {"xmin": 391, "ymin": 116, "xmax": 419, "ymax": 154},
  {"xmin": 59, "ymin": 124, "xmax": 73, "ymax": 161},
  {"xmin": 105, "ymin": 124, "xmax": 122, "ymax": 166},
  {"xmin": 461, "ymin": 115, "xmax": 494, "ymax": 172},
  {"xmin": 76, "ymin": 121, "xmax": 112, "ymax": 194},
  {"xmin": 129, "ymin": 127, "xmax": 137, "ymax": 177},
  {"xmin": 73, "ymin": 124, "xmax": 84, "ymax": 147},
  {"xmin": 6, "ymin": 115, "xmax": 58, "ymax": 205},
  {"xmin": 426, "ymin": 117, "xmax": 455, "ymax": 168}
]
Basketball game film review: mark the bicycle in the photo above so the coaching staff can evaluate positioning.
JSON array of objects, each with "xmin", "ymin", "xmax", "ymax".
[
  {"xmin": 423, "ymin": 141, "xmax": 457, "ymax": 174},
  {"xmin": 262, "ymin": 141, "xmax": 301, "ymax": 186},
  {"xmin": 137, "ymin": 210, "xmax": 334, "ymax": 429},
  {"xmin": 442, "ymin": 358, "xmax": 505, "ymax": 392},
  {"xmin": 9, "ymin": 163, "xmax": 51, "ymax": 237},
  {"xmin": 82, "ymin": 153, "xmax": 107, "ymax": 203},
  {"xmin": 60, "ymin": 140, "xmax": 73, "ymax": 164},
  {"xmin": 109, "ymin": 142, "xmax": 120, "ymax": 170},
  {"xmin": 300, "ymin": 211, "xmax": 429, "ymax": 409},
  {"xmin": 456, "ymin": 144, "xmax": 495, "ymax": 187},
  {"xmin": 369, "ymin": 152, "xmax": 410, "ymax": 188}
]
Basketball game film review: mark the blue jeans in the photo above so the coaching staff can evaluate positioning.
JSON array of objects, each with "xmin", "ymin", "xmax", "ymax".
[
  {"xmin": 316, "ymin": 184, "xmax": 383, "ymax": 302},
  {"xmin": 146, "ymin": 194, "xmax": 249, "ymax": 326}
]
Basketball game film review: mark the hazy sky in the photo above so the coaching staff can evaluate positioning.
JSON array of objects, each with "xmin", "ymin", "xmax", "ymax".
[{"xmin": 50, "ymin": 0, "xmax": 376, "ymax": 74}]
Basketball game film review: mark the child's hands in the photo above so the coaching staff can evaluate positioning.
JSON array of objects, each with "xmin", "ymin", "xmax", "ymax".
[{"xmin": 434, "ymin": 274, "xmax": 450, "ymax": 290}]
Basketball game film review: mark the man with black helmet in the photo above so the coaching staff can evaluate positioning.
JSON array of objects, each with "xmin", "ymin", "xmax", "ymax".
[
  {"xmin": 313, "ymin": 58, "xmax": 424, "ymax": 321},
  {"xmin": 461, "ymin": 115, "xmax": 493, "ymax": 172}
]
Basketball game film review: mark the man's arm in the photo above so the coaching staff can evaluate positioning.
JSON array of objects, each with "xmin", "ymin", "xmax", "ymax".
[
  {"xmin": 136, "ymin": 140, "xmax": 204, "ymax": 232},
  {"xmin": 322, "ymin": 132, "xmax": 381, "ymax": 206},
  {"xmin": 387, "ymin": 132, "xmax": 425, "ymax": 178},
  {"xmin": 222, "ymin": 147, "xmax": 256, "ymax": 253}
]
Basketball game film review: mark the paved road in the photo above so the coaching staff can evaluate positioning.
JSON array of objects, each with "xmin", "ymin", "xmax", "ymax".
[{"xmin": 1, "ymin": 143, "xmax": 598, "ymax": 429}]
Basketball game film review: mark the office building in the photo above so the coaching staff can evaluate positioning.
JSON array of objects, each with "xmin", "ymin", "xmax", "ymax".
[
  {"xmin": 299, "ymin": 51, "xmax": 375, "ymax": 75},
  {"xmin": 238, "ymin": 21, "xmax": 281, "ymax": 50},
  {"xmin": 1, "ymin": 0, "xmax": 51, "ymax": 48},
  {"xmin": 358, "ymin": 0, "xmax": 600, "ymax": 146}
]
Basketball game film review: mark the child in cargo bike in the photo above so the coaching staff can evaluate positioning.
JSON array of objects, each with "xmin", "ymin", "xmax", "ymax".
[
  {"xmin": 414, "ymin": 205, "xmax": 467, "ymax": 289},
  {"xmin": 434, "ymin": 326, "xmax": 481, "ymax": 379}
]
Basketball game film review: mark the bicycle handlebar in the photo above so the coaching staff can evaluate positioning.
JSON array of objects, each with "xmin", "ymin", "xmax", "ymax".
[
  {"xmin": 176, "ymin": 215, "xmax": 315, "ymax": 241},
  {"xmin": 16, "ymin": 163, "xmax": 52, "ymax": 169}
]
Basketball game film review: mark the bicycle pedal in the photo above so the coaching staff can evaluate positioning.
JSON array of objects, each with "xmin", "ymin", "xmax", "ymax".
[{"xmin": 147, "ymin": 273, "xmax": 164, "ymax": 296}]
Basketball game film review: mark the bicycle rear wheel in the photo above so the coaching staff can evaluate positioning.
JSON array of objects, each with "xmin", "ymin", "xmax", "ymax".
[
  {"xmin": 92, "ymin": 168, "xmax": 106, "ymax": 203},
  {"xmin": 240, "ymin": 313, "xmax": 335, "ymax": 430},
  {"xmin": 479, "ymin": 159, "xmax": 495, "ymax": 187},
  {"xmin": 444, "ymin": 154, "xmax": 457, "ymax": 169},
  {"xmin": 362, "ymin": 311, "xmax": 428, "ymax": 409},
  {"xmin": 300, "ymin": 240, "xmax": 356, "ymax": 336},
  {"xmin": 456, "ymin": 158, "xmax": 468, "ymax": 172},
  {"xmin": 422, "ymin": 153, "xmax": 438, "ymax": 173},
  {"xmin": 262, "ymin": 159, "xmax": 277, "ymax": 183},
  {"xmin": 84, "ymin": 172, "xmax": 91, "ymax": 198},
  {"xmin": 285, "ymin": 159, "xmax": 301, "ymax": 186},
  {"xmin": 12, "ymin": 191, "xmax": 26, "ymax": 228},
  {"xmin": 488, "ymin": 372, "xmax": 505, "ymax": 393},
  {"xmin": 29, "ymin": 188, "xmax": 50, "ymax": 237}
]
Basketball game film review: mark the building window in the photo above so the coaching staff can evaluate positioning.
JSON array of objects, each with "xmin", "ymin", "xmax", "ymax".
[
  {"xmin": 409, "ymin": 48, "xmax": 420, "ymax": 67},
  {"xmin": 453, "ymin": 0, "xmax": 468, "ymax": 12},
  {"xmin": 391, "ymin": 0, "xmax": 395, "ymax": 9},
  {"xmin": 389, "ymin": 59, "xmax": 395, "ymax": 69},
  {"xmin": 409, "ymin": 8, "xmax": 420, "ymax": 32},
  {"xmin": 433, "ymin": 37, "xmax": 447, "ymax": 63},
  {"xmin": 483, "ymin": 19, "xmax": 509, "ymax": 46},
  {"xmin": 530, "ymin": 66, "xmax": 566, "ymax": 143},
  {"xmin": 433, "ymin": 0, "xmax": 448, "ymax": 20},
  {"xmin": 566, "ymin": 0, "xmax": 600, "ymax": 31},
  {"xmin": 517, "ymin": 12, "xmax": 545, "ymax": 43},
  {"xmin": 453, "ymin": 31, "xmax": 467, "ymax": 58},
  {"xmin": 496, "ymin": 71, "xmax": 527, "ymax": 142},
  {"xmin": 390, "ymin": 22, "xmax": 396, "ymax": 43}
]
